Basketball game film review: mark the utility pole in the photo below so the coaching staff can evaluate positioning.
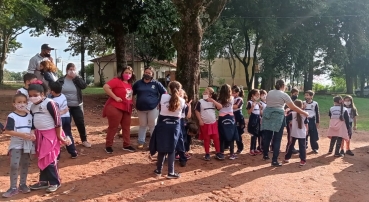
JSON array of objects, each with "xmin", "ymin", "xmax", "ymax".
[{"xmin": 54, "ymin": 49, "xmax": 58, "ymax": 67}]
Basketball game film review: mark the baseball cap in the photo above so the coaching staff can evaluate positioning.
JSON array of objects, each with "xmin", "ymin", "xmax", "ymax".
[{"xmin": 41, "ymin": 44, "xmax": 54, "ymax": 50}]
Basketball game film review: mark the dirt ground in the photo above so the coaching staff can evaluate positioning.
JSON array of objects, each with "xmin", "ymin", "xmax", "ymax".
[{"xmin": 0, "ymin": 90, "xmax": 368, "ymax": 202}]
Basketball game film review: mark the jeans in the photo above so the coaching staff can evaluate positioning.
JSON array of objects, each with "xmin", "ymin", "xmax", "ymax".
[
  {"xmin": 285, "ymin": 137, "xmax": 306, "ymax": 161},
  {"xmin": 137, "ymin": 108, "xmax": 159, "ymax": 145},
  {"xmin": 105, "ymin": 105, "xmax": 131, "ymax": 147},
  {"xmin": 69, "ymin": 104, "xmax": 87, "ymax": 142},
  {"xmin": 263, "ymin": 122, "xmax": 285, "ymax": 162},
  {"xmin": 62, "ymin": 117, "xmax": 77, "ymax": 156}
]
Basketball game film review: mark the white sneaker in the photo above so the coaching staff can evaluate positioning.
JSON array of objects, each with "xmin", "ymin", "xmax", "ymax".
[{"xmin": 82, "ymin": 141, "xmax": 91, "ymax": 148}]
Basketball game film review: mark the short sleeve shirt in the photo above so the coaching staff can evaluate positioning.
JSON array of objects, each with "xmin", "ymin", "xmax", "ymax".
[
  {"xmin": 106, "ymin": 78, "xmax": 133, "ymax": 111},
  {"xmin": 265, "ymin": 90, "xmax": 292, "ymax": 109}
]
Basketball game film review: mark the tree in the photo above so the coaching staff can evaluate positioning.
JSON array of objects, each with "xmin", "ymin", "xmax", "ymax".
[
  {"xmin": 0, "ymin": 0, "xmax": 48, "ymax": 83},
  {"xmin": 171, "ymin": 0, "xmax": 229, "ymax": 102},
  {"xmin": 45, "ymin": 0, "xmax": 161, "ymax": 74},
  {"xmin": 201, "ymin": 20, "xmax": 229, "ymax": 86}
]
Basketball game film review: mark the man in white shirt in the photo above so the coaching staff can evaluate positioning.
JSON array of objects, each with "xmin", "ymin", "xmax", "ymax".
[{"xmin": 27, "ymin": 44, "xmax": 54, "ymax": 80}]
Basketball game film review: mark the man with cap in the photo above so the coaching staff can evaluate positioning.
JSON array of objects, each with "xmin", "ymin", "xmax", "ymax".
[{"xmin": 27, "ymin": 44, "xmax": 54, "ymax": 80}]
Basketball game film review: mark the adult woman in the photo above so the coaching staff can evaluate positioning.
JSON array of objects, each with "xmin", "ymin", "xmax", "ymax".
[
  {"xmin": 261, "ymin": 80, "xmax": 308, "ymax": 167},
  {"xmin": 133, "ymin": 67, "xmax": 167, "ymax": 149},
  {"xmin": 56, "ymin": 63, "xmax": 91, "ymax": 148},
  {"xmin": 103, "ymin": 66, "xmax": 136, "ymax": 153}
]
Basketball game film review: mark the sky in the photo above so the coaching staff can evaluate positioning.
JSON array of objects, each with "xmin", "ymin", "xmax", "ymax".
[{"xmin": 5, "ymin": 32, "xmax": 92, "ymax": 73}]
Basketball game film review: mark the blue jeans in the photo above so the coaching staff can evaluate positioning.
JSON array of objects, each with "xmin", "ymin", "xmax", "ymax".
[{"xmin": 137, "ymin": 108, "xmax": 159, "ymax": 145}]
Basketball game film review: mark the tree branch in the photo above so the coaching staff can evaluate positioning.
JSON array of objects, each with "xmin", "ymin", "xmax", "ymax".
[{"xmin": 10, "ymin": 28, "xmax": 30, "ymax": 41}]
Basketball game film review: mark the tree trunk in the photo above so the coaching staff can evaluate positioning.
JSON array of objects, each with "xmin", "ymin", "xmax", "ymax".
[
  {"xmin": 0, "ymin": 30, "xmax": 10, "ymax": 84},
  {"xmin": 305, "ymin": 61, "xmax": 314, "ymax": 91},
  {"xmin": 172, "ymin": 13, "xmax": 202, "ymax": 103},
  {"xmin": 360, "ymin": 74, "xmax": 365, "ymax": 97},
  {"xmin": 354, "ymin": 75, "xmax": 358, "ymax": 90},
  {"xmin": 80, "ymin": 37, "xmax": 86, "ymax": 80},
  {"xmin": 208, "ymin": 60, "xmax": 213, "ymax": 86},
  {"xmin": 113, "ymin": 24, "xmax": 127, "ymax": 74},
  {"xmin": 344, "ymin": 64, "xmax": 354, "ymax": 94}
]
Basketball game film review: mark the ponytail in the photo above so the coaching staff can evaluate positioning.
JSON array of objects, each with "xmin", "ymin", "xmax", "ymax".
[
  {"xmin": 339, "ymin": 102, "xmax": 344, "ymax": 121},
  {"xmin": 334, "ymin": 96, "xmax": 344, "ymax": 121},
  {"xmin": 168, "ymin": 81, "xmax": 182, "ymax": 112},
  {"xmin": 294, "ymin": 100, "xmax": 303, "ymax": 129}
]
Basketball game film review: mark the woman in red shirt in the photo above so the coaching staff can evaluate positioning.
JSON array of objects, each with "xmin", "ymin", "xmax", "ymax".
[{"xmin": 103, "ymin": 66, "xmax": 136, "ymax": 153}]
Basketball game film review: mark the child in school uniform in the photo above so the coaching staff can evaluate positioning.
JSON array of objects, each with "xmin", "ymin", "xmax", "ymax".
[
  {"xmin": 27, "ymin": 80, "xmax": 71, "ymax": 193},
  {"xmin": 2, "ymin": 94, "xmax": 35, "ymax": 198},
  {"xmin": 327, "ymin": 96, "xmax": 350, "ymax": 157},
  {"xmin": 16, "ymin": 73, "xmax": 38, "ymax": 112},
  {"xmin": 285, "ymin": 88, "xmax": 300, "ymax": 154},
  {"xmin": 258, "ymin": 90, "xmax": 267, "ymax": 152},
  {"xmin": 195, "ymin": 87, "xmax": 224, "ymax": 161},
  {"xmin": 303, "ymin": 90, "xmax": 320, "ymax": 153},
  {"xmin": 218, "ymin": 84, "xmax": 239, "ymax": 160},
  {"xmin": 340, "ymin": 95, "xmax": 358, "ymax": 156},
  {"xmin": 232, "ymin": 85, "xmax": 245, "ymax": 154},
  {"xmin": 284, "ymin": 100, "xmax": 308, "ymax": 166},
  {"xmin": 175, "ymin": 89, "xmax": 192, "ymax": 167},
  {"xmin": 49, "ymin": 82, "xmax": 78, "ymax": 159},
  {"xmin": 149, "ymin": 81, "xmax": 185, "ymax": 179},
  {"xmin": 247, "ymin": 89, "xmax": 263, "ymax": 156}
]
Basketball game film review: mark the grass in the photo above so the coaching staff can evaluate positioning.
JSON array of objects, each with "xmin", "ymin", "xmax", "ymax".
[{"xmin": 83, "ymin": 87, "xmax": 105, "ymax": 95}]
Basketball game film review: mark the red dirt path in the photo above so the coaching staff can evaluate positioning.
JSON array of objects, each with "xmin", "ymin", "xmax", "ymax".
[{"xmin": 0, "ymin": 90, "xmax": 368, "ymax": 202}]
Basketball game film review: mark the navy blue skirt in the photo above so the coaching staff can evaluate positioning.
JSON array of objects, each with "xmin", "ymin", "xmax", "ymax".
[
  {"xmin": 149, "ymin": 115, "xmax": 181, "ymax": 155},
  {"xmin": 247, "ymin": 113, "xmax": 261, "ymax": 137},
  {"xmin": 218, "ymin": 115, "xmax": 239, "ymax": 142},
  {"xmin": 234, "ymin": 110, "xmax": 245, "ymax": 136}
]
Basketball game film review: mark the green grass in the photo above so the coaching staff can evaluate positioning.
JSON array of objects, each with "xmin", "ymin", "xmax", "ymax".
[
  {"xmin": 0, "ymin": 83, "xmax": 23, "ymax": 90},
  {"xmin": 83, "ymin": 87, "xmax": 105, "ymax": 95}
]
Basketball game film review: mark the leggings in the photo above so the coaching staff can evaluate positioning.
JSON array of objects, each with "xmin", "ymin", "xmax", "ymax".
[
  {"xmin": 9, "ymin": 149, "xmax": 30, "ymax": 188},
  {"xmin": 157, "ymin": 152, "xmax": 175, "ymax": 174}
]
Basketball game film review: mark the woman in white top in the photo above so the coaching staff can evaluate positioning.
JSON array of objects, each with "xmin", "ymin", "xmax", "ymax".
[
  {"xmin": 284, "ymin": 100, "xmax": 308, "ymax": 166},
  {"xmin": 149, "ymin": 81, "xmax": 185, "ymax": 179}
]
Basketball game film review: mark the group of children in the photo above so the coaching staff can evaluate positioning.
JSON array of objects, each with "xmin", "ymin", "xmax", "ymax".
[
  {"xmin": 0, "ymin": 73, "xmax": 74, "ymax": 198},
  {"xmin": 0, "ymin": 75, "xmax": 360, "ymax": 194},
  {"xmin": 191, "ymin": 84, "xmax": 358, "ymax": 167}
]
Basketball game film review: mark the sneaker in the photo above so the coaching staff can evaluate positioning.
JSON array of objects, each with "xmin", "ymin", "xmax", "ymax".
[
  {"xmin": 30, "ymin": 181, "xmax": 49, "ymax": 190},
  {"xmin": 46, "ymin": 184, "xmax": 61, "ymax": 193},
  {"xmin": 283, "ymin": 159, "xmax": 290, "ymax": 163},
  {"xmin": 154, "ymin": 169, "xmax": 162, "ymax": 177},
  {"xmin": 229, "ymin": 154, "xmax": 237, "ymax": 160},
  {"xmin": 71, "ymin": 153, "xmax": 78, "ymax": 159},
  {"xmin": 313, "ymin": 149, "xmax": 319, "ymax": 154},
  {"xmin": 340, "ymin": 150, "xmax": 345, "ymax": 156},
  {"xmin": 204, "ymin": 154, "xmax": 211, "ymax": 161},
  {"xmin": 249, "ymin": 150, "xmax": 256, "ymax": 156},
  {"xmin": 215, "ymin": 153, "xmax": 225, "ymax": 160},
  {"xmin": 105, "ymin": 147, "xmax": 113, "ymax": 154},
  {"xmin": 334, "ymin": 153, "xmax": 344, "ymax": 157},
  {"xmin": 18, "ymin": 184, "xmax": 30, "ymax": 193},
  {"xmin": 167, "ymin": 173, "xmax": 181, "ymax": 179},
  {"xmin": 175, "ymin": 155, "xmax": 180, "ymax": 161},
  {"xmin": 123, "ymin": 146, "xmax": 136, "ymax": 152},
  {"xmin": 346, "ymin": 150, "xmax": 354, "ymax": 156},
  {"xmin": 137, "ymin": 144, "xmax": 144, "ymax": 149},
  {"xmin": 254, "ymin": 150, "xmax": 262, "ymax": 155},
  {"xmin": 271, "ymin": 161, "xmax": 283, "ymax": 167},
  {"xmin": 2, "ymin": 188, "xmax": 19, "ymax": 198},
  {"xmin": 82, "ymin": 141, "xmax": 92, "ymax": 148},
  {"xmin": 300, "ymin": 161, "xmax": 306, "ymax": 166},
  {"xmin": 263, "ymin": 156, "xmax": 270, "ymax": 160},
  {"xmin": 236, "ymin": 150, "xmax": 243, "ymax": 155}
]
